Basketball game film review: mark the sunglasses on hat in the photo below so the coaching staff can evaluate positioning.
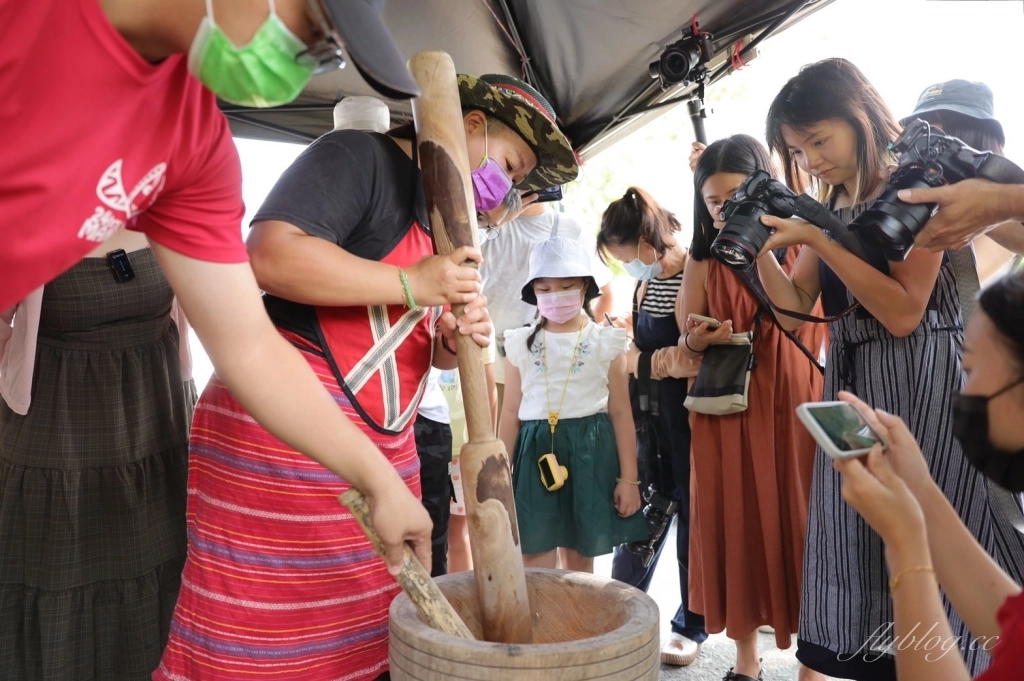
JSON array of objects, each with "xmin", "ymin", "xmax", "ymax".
[{"xmin": 297, "ymin": 0, "xmax": 347, "ymax": 76}]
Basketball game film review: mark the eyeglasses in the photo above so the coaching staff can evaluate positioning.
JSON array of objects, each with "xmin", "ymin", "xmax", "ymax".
[
  {"xmin": 477, "ymin": 212, "xmax": 501, "ymax": 241},
  {"xmin": 299, "ymin": 0, "xmax": 347, "ymax": 76}
]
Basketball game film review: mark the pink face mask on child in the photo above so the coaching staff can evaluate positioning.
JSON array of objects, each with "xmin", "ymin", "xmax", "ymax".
[{"xmin": 536, "ymin": 289, "xmax": 583, "ymax": 324}]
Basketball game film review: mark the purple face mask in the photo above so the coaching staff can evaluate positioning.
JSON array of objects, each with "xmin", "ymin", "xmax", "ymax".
[{"xmin": 471, "ymin": 125, "xmax": 514, "ymax": 212}]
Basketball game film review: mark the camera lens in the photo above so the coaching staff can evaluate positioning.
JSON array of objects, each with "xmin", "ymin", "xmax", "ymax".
[
  {"xmin": 650, "ymin": 41, "xmax": 702, "ymax": 86},
  {"xmin": 711, "ymin": 202, "xmax": 771, "ymax": 270},
  {"xmin": 712, "ymin": 241, "xmax": 755, "ymax": 269},
  {"xmin": 662, "ymin": 49, "xmax": 694, "ymax": 81},
  {"xmin": 850, "ymin": 178, "xmax": 936, "ymax": 261}
]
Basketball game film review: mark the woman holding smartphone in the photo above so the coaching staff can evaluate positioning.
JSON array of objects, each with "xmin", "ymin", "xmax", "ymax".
[
  {"xmin": 833, "ymin": 270, "xmax": 1024, "ymax": 681},
  {"xmin": 681, "ymin": 135, "xmax": 826, "ymax": 681},
  {"xmin": 755, "ymin": 58, "xmax": 1024, "ymax": 680}
]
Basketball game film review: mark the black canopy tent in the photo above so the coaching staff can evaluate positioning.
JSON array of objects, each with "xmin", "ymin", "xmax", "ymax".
[{"xmin": 223, "ymin": 0, "xmax": 835, "ymax": 160}]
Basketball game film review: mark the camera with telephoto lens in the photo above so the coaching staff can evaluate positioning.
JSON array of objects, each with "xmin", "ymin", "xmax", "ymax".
[
  {"xmin": 850, "ymin": 118, "xmax": 1024, "ymax": 261},
  {"xmin": 711, "ymin": 170, "xmax": 799, "ymax": 270},
  {"xmin": 624, "ymin": 484, "xmax": 679, "ymax": 567}
]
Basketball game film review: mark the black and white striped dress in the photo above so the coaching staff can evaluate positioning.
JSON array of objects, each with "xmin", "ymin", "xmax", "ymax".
[{"xmin": 797, "ymin": 203, "xmax": 1024, "ymax": 677}]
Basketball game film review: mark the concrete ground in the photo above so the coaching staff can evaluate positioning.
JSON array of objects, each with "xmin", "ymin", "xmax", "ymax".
[{"xmin": 592, "ymin": 519, "xmax": 817, "ymax": 681}]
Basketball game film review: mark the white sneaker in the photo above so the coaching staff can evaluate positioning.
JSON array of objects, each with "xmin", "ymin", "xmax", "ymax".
[
  {"xmin": 661, "ymin": 632, "xmax": 701, "ymax": 666},
  {"xmin": 758, "ymin": 625, "xmax": 775, "ymax": 634}
]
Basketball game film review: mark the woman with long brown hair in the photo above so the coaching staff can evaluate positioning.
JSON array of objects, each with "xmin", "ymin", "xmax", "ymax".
[
  {"xmin": 755, "ymin": 58, "xmax": 1024, "ymax": 680},
  {"xmin": 685, "ymin": 135, "xmax": 826, "ymax": 681}
]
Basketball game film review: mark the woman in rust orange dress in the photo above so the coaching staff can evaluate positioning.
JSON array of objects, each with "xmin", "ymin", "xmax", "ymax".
[{"xmin": 680, "ymin": 135, "xmax": 826, "ymax": 681}]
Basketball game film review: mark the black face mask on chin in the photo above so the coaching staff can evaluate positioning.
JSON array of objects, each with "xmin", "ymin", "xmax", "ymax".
[{"xmin": 953, "ymin": 378, "xmax": 1024, "ymax": 492}]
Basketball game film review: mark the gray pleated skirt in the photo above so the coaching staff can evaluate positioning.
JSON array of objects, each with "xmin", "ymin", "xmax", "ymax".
[{"xmin": 0, "ymin": 250, "xmax": 196, "ymax": 680}]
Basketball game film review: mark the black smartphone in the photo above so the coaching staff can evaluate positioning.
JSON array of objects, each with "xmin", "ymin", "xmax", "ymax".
[
  {"xmin": 106, "ymin": 249, "xmax": 136, "ymax": 283},
  {"xmin": 526, "ymin": 185, "xmax": 563, "ymax": 203}
]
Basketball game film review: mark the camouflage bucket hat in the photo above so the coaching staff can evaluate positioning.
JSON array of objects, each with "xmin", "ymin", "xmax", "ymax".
[{"xmin": 458, "ymin": 73, "xmax": 579, "ymax": 192}]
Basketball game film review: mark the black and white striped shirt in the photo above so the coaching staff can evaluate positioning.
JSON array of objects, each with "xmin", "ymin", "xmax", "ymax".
[{"xmin": 639, "ymin": 272, "xmax": 683, "ymax": 318}]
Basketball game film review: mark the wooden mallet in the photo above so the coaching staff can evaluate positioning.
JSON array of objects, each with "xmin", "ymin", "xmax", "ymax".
[
  {"xmin": 338, "ymin": 489, "xmax": 473, "ymax": 639},
  {"xmin": 409, "ymin": 50, "xmax": 534, "ymax": 644}
]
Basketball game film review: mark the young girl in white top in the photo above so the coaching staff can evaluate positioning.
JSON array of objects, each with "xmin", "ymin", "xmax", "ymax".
[{"xmin": 499, "ymin": 236, "xmax": 646, "ymax": 573}]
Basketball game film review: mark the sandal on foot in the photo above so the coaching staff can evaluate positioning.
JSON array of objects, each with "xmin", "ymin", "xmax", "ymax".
[
  {"xmin": 723, "ymin": 659, "xmax": 763, "ymax": 681},
  {"xmin": 661, "ymin": 632, "xmax": 701, "ymax": 666},
  {"xmin": 723, "ymin": 671, "xmax": 762, "ymax": 681}
]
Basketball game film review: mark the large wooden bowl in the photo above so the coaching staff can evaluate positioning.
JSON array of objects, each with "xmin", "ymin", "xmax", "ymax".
[{"xmin": 389, "ymin": 568, "xmax": 660, "ymax": 680}]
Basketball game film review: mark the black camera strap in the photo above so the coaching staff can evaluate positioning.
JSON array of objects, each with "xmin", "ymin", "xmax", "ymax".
[
  {"xmin": 737, "ymin": 261, "xmax": 860, "ymax": 326},
  {"xmin": 978, "ymin": 153, "xmax": 1024, "ymax": 185},
  {"xmin": 793, "ymin": 193, "xmax": 872, "ymax": 263},
  {"xmin": 726, "ymin": 192, "xmax": 867, "ymax": 328},
  {"xmin": 735, "ymin": 266, "xmax": 825, "ymax": 374}
]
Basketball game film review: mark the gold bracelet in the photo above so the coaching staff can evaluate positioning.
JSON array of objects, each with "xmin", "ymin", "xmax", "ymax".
[
  {"xmin": 616, "ymin": 477, "xmax": 641, "ymax": 486},
  {"xmin": 889, "ymin": 565, "xmax": 935, "ymax": 593}
]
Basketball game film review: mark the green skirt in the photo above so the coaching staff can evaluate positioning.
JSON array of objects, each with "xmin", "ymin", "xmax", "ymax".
[{"xmin": 512, "ymin": 413, "xmax": 647, "ymax": 558}]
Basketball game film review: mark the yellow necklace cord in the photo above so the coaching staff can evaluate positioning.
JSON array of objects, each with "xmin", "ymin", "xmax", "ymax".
[{"xmin": 543, "ymin": 319, "xmax": 588, "ymax": 456}]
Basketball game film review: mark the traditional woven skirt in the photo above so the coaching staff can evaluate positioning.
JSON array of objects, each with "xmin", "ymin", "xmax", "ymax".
[
  {"xmin": 155, "ymin": 331, "xmax": 420, "ymax": 681},
  {"xmin": 512, "ymin": 413, "xmax": 647, "ymax": 558},
  {"xmin": 0, "ymin": 251, "xmax": 194, "ymax": 680}
]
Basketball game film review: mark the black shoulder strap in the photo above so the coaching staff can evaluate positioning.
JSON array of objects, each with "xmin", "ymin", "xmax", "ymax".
[
  {"xmin": 631, "ymin": 279, "xmax": 642, "ymax": 338},
  {"xmin": 794, "ymin": 192, "xmax": 871, "ymax": 262},
  {"xmin": 631, "ymin": 279, "xmax": 662, "ymax": 414}
]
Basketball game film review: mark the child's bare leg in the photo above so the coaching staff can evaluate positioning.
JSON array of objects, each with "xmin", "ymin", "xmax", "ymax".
[
  {"xmin": 447, "ymin": 513, "xmax": 472, "ymax": 573},
  {"xmin": 557, "ymin": 548, "xmax": 594, "ymax": 573},
  {"xmin": 523, "ymin": 550, "xmax": 558, "ymax": 569}
]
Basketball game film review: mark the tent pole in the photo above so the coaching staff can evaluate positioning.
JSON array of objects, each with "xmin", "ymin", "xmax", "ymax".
[
  {"xmin": 687, "ymin": 97, "xmax": 708, "ymax": 145},
  {"xmin": 223, "ymin": 113, "xmax": 318, "ymax": 143}
]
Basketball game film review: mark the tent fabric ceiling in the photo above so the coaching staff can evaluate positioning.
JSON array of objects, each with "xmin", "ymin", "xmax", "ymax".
[{"xmin": 224, "ymin": 0, "xmax": 835, "ymax": 159}]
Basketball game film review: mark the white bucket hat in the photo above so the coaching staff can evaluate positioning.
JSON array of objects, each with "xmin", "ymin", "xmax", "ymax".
[
  {"xmin": 521, "ymin": 236, "xmax": 601, "ymax": 305},
  {"xmin": 333, "ymin": 96, "xmax": 391, "ymax": 134}
]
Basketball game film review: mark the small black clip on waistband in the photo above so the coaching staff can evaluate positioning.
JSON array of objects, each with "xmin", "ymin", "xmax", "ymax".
[{"xmin": 106, "ymin": 249, "xmax": 135, "ymax": 284}]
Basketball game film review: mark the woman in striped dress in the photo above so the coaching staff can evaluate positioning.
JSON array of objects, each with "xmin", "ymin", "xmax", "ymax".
[{"xmin": 755, "ymin": 58, "xmax": 1024, "ymax": 680}]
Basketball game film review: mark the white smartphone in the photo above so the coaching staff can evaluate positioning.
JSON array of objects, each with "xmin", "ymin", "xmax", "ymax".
[
  {"xmin": 795, "ymin": 401, "xmax": 887, "ymax": 460},
  {"xmin": 688, "ymin": 313, "xmax": 722, "ymax": 329}
]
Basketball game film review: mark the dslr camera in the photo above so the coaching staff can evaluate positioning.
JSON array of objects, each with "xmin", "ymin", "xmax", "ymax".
[
  {"xmin": 851, "ymin": 119, "xmax": 1024, "ymax": 261},
  {"xmin": 711, "ymin": 170, "xmax": 798, "ymax": 270},
  {"xmin": 623, "ymin": 484, "xmax": 679, "ymax": 567},
  {"xmin": 648, "ymin": 25, "xmax": 713, "ymax": 90}
]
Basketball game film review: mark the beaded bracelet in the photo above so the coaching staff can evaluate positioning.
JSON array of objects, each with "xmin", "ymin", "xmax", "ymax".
[
  {"xmin": 398, "ymin": 269, "xmax": 418, "ymax": 310},
  {"xmin": 684, "ymin": 334, "xmax": 704, "ymax": 354},
  {"xmin": 616, "ymin": 477, "xmax": 641, "ymax": 486},
  {"xmin": 889, "ymin": 565, "xmax": 935, "ymax": 594}
]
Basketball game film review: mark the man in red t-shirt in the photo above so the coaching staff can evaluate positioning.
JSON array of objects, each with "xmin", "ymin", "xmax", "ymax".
[{"xmin": 0, "ymin": 0, "xmax": 439, "ymax": 574}]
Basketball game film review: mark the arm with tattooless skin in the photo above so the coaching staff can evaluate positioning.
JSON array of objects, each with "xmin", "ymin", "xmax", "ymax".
[
  {"xmin": 759, "ymin": 216, "xmax": 943, "ymax": 337},
  {"xmin": 151, "ymin": 244, "xmax": 437, "ymax": 571},
  {"xmin": 607, "ymin": 352, "xmax": 641, "ymax": 517},
  {"xmin": 830, "ymin": 270, "xmax": 1024, "ymax": 680}
]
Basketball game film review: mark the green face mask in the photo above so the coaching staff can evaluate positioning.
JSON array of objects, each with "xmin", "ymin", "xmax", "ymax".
[{"xmin": 188, "ymin": 0, "xmax": 315, "ymax": 108}]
